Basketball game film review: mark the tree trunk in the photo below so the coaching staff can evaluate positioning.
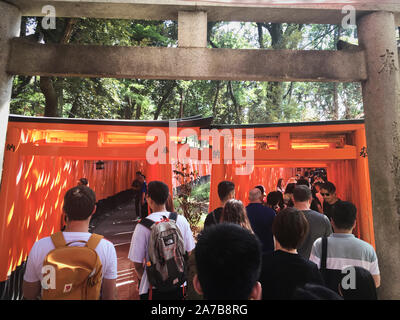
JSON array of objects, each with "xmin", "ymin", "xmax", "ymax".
[
  {"xmin": 331, "ymin": 26, "xmax": 342, "ymax": 120},
  {"xmin": 179, "ymin": 87, "xmax": 184, "ymax": 118},
  {"xmin": 228, "ymin": 81, "xmax": 241, "ymax": 124},
  {"xmin": 135, "ymin": 103, "xmax": 142, "ymax": 120},
  {"xmin": 68, "ymin": 94, "xmax": 79, "ymax": 118},
  {"xmin": 212, "ymin": 81, "xmax": 220, "ymax": 118},
  {"xmin": 153, "ymin": 81, "xmax": 176, "ymax": 120},
  {"xmin": 332, "ymin": 83, "xmax": 339, "ymax": 120},
  {"xmin": 42, "ymin": 18, "xmax": 78, "ymax": 117},
  {"xmin": 256, "ymin": 23, "xmax": 264, "ymax": 49},
  {"xmin": 40, "ymin": 77, "xmax": 59, "ymax": 117}
]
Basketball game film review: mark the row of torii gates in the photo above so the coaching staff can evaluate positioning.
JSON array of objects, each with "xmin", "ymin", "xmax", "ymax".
[{"xmin": 0, "ymin": 0, "xmax": 399, "ymax": 299}]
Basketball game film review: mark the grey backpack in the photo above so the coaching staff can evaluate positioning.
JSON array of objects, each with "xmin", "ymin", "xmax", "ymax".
[{"xmin": 140, "ymin": 212, "xmax": 188, "ymax": 292}]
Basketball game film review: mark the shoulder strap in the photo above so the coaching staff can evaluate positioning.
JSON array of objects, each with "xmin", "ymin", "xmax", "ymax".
[
  {"xmin": 51, "ymin": 232, "xmax": 67, "ymax": 248},
  {"xmin": 140, "ymin": 217, "xmax": 155, "ymax": 230},
  {"xmin": 169, "ymin": 212, "xmax": 178, "ymax": 222},
  {"xmin": 321, "ymin": 236, "xmax": 328, "ymax": 271},
  {"xmin": 86, "ymin": 233, "xmax": 104, "ymax": 250}
]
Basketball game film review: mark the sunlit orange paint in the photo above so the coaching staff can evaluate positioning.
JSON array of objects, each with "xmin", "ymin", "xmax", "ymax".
[
  {"xmin": 6, "ymin": 204, "xmax": 14, "ymax": 226},
  {"xmin": 0, "ymin": 117, "xmax": 374, "ymax": 283}
]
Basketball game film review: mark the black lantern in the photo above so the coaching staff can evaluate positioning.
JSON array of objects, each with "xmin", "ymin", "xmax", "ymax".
[{"xmin": 96, "ymin": 160, "xmax": 104, "ymax": 170}]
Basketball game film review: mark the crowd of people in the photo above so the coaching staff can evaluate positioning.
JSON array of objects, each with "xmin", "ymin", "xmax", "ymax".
[{"xmin": 22, "ymin": 170, "xmax": 380, "ymax": 301}]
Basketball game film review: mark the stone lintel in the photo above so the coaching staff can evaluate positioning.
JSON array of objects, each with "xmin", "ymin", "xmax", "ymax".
[
  {"xmin": 5, "ymin": 0, "xmax": 400, "ymax": 25},
  {"xmin": 7, "ymin": 39, "xmax": 367, "ymax": 82}
]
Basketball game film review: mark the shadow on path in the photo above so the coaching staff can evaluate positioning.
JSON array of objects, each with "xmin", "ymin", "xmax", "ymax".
[{"xmin": 91, "ymin": 200, "xmax": 140, "ymax": 300}]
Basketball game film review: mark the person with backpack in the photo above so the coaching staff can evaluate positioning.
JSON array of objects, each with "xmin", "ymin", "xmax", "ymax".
[
  {"xmin": 128, "ymin": 180, "xmax": 195, "ymax": 300},
  {"xmin": 309, "ymin": 201, "xmax": 380, "ymax": 293},
  {"xmin": 23, "ymin": 185, "xmax": 117, "ymax": 300}
]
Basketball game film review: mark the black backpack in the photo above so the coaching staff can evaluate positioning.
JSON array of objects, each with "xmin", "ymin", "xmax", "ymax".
[{"xmin": 320, "ymin": 237, "xmax": 343, "ymax": 293}]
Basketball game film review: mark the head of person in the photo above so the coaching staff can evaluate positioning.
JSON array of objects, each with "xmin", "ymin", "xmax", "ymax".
[
  {"xmin": 283, "ymin": 183, "xmax": 296, "ymax": 207},
  {"xmin": 217, "ymin": 181, "xmax": 235, "ymax": 204},
  {"xmin": 254, "ymin": 185, "xmax": 265, "ymax": 197},
  {"xmin": 77, "ymin": 178, "xmax": 88, "ymax": 186},
  {"xmin": 338, "ymin": 266, "xmax": 377, "ymax": 300},
  {"xmin": 320, "ymin": 181, "xmax": 338, "ymax": 204},
  {"xmin": 63, "ymin": 185, "xmax": 96, "ymax": 222},
  {"xmin": 285, "ymin": 183, "xmax": 296, "ymax": 195},
  {"xmin": 272, "ymin": 207, "xmax": 309, "ymax": 251},
  {"xmin": 331, "ymin": 201, "xmax": 357, "ymax": 232},
  {"xmin": 221, "ymin": 199, "xmax": 253, "ymax": 232},
  {"xmin": 313, "ymin": 181, "xmax": 323, "ymax": 193},
  {"xmin": 249, "ymin": 188, "xmax": 263, "ymax": 204},
  {"xmin": 293, "ymin": 185, "xmax": 312, "ymax": 208},
  {"xmin": 292, "ymin": 283, "xmax": 343, "ymax": 300},
  {"xmin": 277, "ymin": 178, "xmax": 284, "ymax": 189},
  {"xmin": 146, "ymin": 180, "xmax": 169, "ymax": 210},
  {"xmin": 266, "ymin": 191, "xmax": 284, "ymax": 212},
  {"xmin": 296, "ymin": 178, "xmax": 310, "ymax": 188},
  {"xmin": 194, "ymin": 223, "xmax": 262, "ymax": 300},
  {"xmin": 136, "ymin": 171, "xmax": 144, "ymax": 182}
]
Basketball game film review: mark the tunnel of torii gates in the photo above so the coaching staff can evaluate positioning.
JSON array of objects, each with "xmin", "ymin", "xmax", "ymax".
[
  {"xmin": 0, "ymin": 115, "xmax": 374, "ymax": 297},
  {"xmin": 0, "ymin": 0, "xmax": 400, "ymax": 299}
]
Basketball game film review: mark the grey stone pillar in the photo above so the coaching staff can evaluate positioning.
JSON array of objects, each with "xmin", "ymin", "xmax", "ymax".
[
  {"xmin": 357, "ymin": 11, "xmax": 400, "ymax": 299},
  {"xmin": 178, "ymin": 11, "xmax": 207, "ymax": 48},
  {"xmin": 0, "ymin": 2, "xmax": 21, "ymax": 185}
]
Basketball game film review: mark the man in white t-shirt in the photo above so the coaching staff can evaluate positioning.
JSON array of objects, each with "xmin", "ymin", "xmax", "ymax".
[
  {"xmin": 128, "ymin": 180, "xmax": 195, "ymax": 300},
  {"xmin": 23, "ymin": 185, "xmax": 118, "ymax": 300}
]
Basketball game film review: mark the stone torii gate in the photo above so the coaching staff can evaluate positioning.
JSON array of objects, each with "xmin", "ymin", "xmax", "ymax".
[{"xmin": 0, "ymin": 0, "xmax": 400, "ymax": 298}]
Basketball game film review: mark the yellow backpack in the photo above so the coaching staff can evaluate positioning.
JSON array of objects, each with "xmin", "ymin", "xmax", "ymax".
[{"xmin": 41, "ymin": 232, "xmax": 104, "ymax": 300}]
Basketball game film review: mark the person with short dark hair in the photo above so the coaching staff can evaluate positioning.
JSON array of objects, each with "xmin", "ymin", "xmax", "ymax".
[
  {"xmin": 293, "ymin": 185, "xmax": 332, "ymax": 260},
  {"xmin": 246, "ymin": 189, "xmax": 276, "ymax": 254},
  {"xmin": 203, "ymin": 181, "xmax": 235, "ymax": 229},
  {"xmin": 320, "ymin": 181, "xmax": 340, "ymax": 220},
  {"xmin": 254, "ymin": 185, "xmax": 266, "ymax": 203},
  {"xmin": 283, "ymin": 183, "xmax": 296, "ymax": 208},
  {"xmin": 187, "ymin": 198, "xmax": 253, "ymax": 300},
  {"xmin": 77, "ymin": 177, "xmax": 88, "ymax": 186},
  {"xmin": 310, "ymin": 201, "xmax": 380, "ymax": 292},
  {"xmin": 259, "ymin": 208, "xmax": 324, "ymax": 300},
  {"xmin": 128, "ymin": 181, "xmax": 195, "ymax": 300},
  {"xmin": 193, "ymin": 223, "xmax": 262, "ymax": 300},
  {"xmin": 338, "ymin": 266, "xmax": 378, "ymax": 300},
  {"xmin": 266, "ymin": 191, "xmax": 284, "ymax": 213},
  {"xmin": 23, "ymin": 185, "xmax": 117, "ymax": 300}
]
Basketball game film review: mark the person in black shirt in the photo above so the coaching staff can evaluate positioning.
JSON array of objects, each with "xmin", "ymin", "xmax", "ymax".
[
  {"xmin": 259, "ymin": 207, "xmax": 324, "ymax": 300},
  {"xmin": 194, "ymin": 223, "xmax": 262, "ymax": 300},
  {"xmin": 203, "ymin": 181, "xmax": 235, "ymax": 229},
  {"xmin": 320, "ymin": 181, "xmax": 341, "ymax": 220}
]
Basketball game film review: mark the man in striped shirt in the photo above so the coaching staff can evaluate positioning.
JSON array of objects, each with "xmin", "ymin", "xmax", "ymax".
[{"xmin": 309, "ymin": 201, "xmax": 380, "ymax": 288}]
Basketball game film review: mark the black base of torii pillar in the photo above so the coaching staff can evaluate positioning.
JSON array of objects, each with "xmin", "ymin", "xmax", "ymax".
[
  {"xmin": 358, "ymin": 11, "xmax": 400, "ymax": 300},
  {"xmin": 0, "ymin": 1, "xmax": 21, "ymax": 184}
]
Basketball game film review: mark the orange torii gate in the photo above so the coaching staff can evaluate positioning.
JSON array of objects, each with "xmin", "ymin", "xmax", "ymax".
[{"xmin": 0, "ymin": 115, "xmax": 374, "ymax": 299}]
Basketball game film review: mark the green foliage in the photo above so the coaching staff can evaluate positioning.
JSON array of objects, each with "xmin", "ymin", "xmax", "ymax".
[
  {"xmin": 173, "ymin": 164, "xmax": 205, "ymax": 232},
  {"xmin": 11, "ymin": 18, "xmax": 364, "ymax": 123},
  {"xmin": 191, "ymin": 182, "xmax": 210, "ymax": 202}
]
